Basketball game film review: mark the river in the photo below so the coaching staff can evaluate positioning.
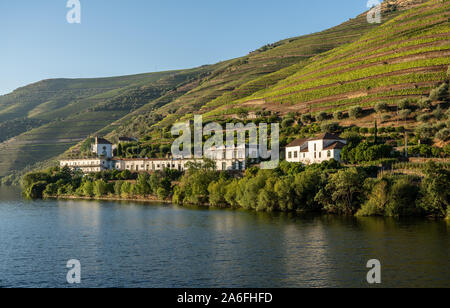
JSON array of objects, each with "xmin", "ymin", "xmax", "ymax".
[{"xmin": 0, "ymin": 186, "xmax": 448, "ymax": 288}]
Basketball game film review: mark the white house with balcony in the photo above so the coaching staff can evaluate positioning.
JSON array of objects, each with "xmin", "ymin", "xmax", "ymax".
[{"xmin": 285, "ymin": 133, "xmax": 347, "ymax": 164}]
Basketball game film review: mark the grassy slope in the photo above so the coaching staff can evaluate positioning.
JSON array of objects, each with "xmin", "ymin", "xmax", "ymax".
[
  {"xmin": 103, "ymin": 4, "xmax": 406, "ymax": 148},
  {"xmin": 0, "ymin": 68, "xmax": 212, "ymax": 180},
  {"xmin": 0, "ymin": 0, "xmax": 432, "ymax": 183},
  {"xmin": 214, "ymin": 0, "xmax": 449, "ymax": 120}
]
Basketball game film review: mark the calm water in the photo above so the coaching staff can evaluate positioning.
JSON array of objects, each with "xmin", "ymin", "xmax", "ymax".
[{"xmin": 0, "ymin": 186, "xmax": 448, "ymax": 288}]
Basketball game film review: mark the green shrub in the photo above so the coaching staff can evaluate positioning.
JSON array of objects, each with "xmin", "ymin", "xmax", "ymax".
[
  {"xmin": 349, "ymin": 106, "xmax": 363, "ymax": 119},
  {"xmin": 301, "ymin": 114, "xmax": 313, "ymax": 124},
  {"xmin": 385, "ymin": 178, "xmax": 420, "ymax": 217},
  {"xmin": 281, "ymin": 117, "xmax": 295, "ymax": 128},
  {"xmin": 415, "ymin": 124, "xmax": 435, "ymax": 139},
  {"xmin": 93, "ymin": 180, "xmax": 109, "ymax": 197},
  {"xmin": 375, "ymin": 102, "xmax": 389, "ymax": 113},
  {"xmin": 416, "ymin": 113, "xmax": 431, "ymax": 123},
  {"xmin": 208, "ymin": 179, "xmax": 230, "ymax": 207},
  {"xmin": 436, "ymin": 128, "xmax": 450, "ymax": 141},
  {"xmin": 381, "ymin": 114, "xmax": 391, "ymax": 123},
  {"xmin": 333, "ymin": 111, "xmax": 344, "ymax": 120},
  {"xmin": 419, "ymin": 163, "xmax": 450, "ymax": 217},
  {"xmin": 321, "ymin": 122, "xmax": 340, "ymax": 133},
  {"xmin": 417, "ymin": 97, "xmax": 432, "ymax": 109},
  {"xmin": 398, "ymin": 99, "xmax": 410, "ymax": 110},
  {"xmin": 315, "ymin": 168, "xmax": 367, "ymax": 215},
  {"xmin": 429, "ymin": 83, "xmax": 449, "ymax": 101},
  {"xmin": 315, "ymin": 112, "xmax": 328, "ymax": 122},
  {"xmin": 433, "ymin": 105, "xmax": 444, "ymax": 120},
  {"xmin": 399, "ymin": 109, "xmax": 411, "ymax": 119}
]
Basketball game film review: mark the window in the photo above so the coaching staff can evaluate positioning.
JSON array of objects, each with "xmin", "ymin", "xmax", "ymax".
[
  {"xmin": 319, "ymin": 152, "xmax": 321, "ymax": 158},
  {"xmin": 327, "ymin": 151, "xmax": 331, "ymax": 158},
  {"xmin": 314, "ymin": 143, "xmax": 317, "ymax": 152},
  {"xmin": 294, "ymin": 151, "xmax": 298, "ymax": 158},
  {"xmin": 314, "ymin": 153, "xmax": 317, "ymax": 159},
  {"xmin": 288, "ymin": 152, "xmax": 292, "ymax": 159}
]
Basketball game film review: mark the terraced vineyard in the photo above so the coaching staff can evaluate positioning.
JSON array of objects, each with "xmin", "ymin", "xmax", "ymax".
[
  {"xmin": 0, "ymin": 68, "xmax": 212, "ymax": 183},
  {"xmin": 1, "ymin": 0, "xmax": 444, "ymax": 184},
  {"xmin": 105, "ymin": 3, "xmax": 410, "ymax": 144},
  {"xmin": 219, "ymin": 0, "xmax": 449, "ymax": 117}
]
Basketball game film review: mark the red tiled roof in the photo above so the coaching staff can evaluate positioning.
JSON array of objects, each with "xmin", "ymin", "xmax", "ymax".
[
  {"xmin": 95, "ymin": 137, "xmax": 112, "ymax": 145},
  {"xmin": 286, "ymin": 138, "xmax": 308, "ymax": 147},
  {"xmin": 323, "ymin": 141, "xmax": 346, "ymax": 150}
]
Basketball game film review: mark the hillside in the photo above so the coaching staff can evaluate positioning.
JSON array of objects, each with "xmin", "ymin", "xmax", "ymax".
[
  {"xmin": 208, "ymin": 0, "xmax": 449, "ymax": 122},
  {"xmin": 0, "ymin": 0, "xmax": 439, "ymax": 184},
  {"xmin": 101, "ymin": 0, "xmax": 448, "ymax": 156},
  {"xmin": 0, "ymin": 68, "xmax": 213, "ymax": 183}
]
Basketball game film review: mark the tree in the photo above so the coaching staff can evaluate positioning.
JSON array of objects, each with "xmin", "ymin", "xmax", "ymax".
[
  {"xmin": 315, "ymin": 168, "xmax": 367, "ymax": 215},
  {"xmin": 321, "ymin": 122, "xmax": 340, "ymax": 133},
  {"xmin": 208, "ymin": 179, "xmax": 230, "ymax": 207},
  {"xmin": 357, "ymin": 178, "xmax": 390, "ymax": 217},
  {"xmin": 157, "ymin": 187, "xmax": 170, "ymax": 200},
  {"xmin": 274, "ymin": 177, "xmax": 295, "ymax": 211},
  {"xmin": 418, "ymin": 163, "xmax": 450, "ymax": 217},
  {"xmin": 120, "ymin": 182, "xmax": 132, "ymax": 198},
  {"xmin": 349, "ymin": 106, "xmax": 363, "ymax": 119},
  {"xmin": 399, "ymin": 109, "xmax": 411, "ymax": 120},
  {"xmin": 385, "ymin": 177, "xmax": 420, "ymax": 217},
  {"xmin": 293, "ymin": 169, "xmax": 324, "ymax": 211},
  {"xmin": 114, "ymin": 181, "xmax": 124, "ymax": 195},
  {"xmin": 81, "ymin": 180, "xmax": 94, "ymax": 197},
  {"xmin": 433, "ymin": 105, "xmax": 444, "ymax": 120},
  {"xmin": 136, "ymin": 173, "xmax": 151, "ymax": 195},
  {"xmin": 120, "ymin": 169, "xmax": 133, "ymax": 180},
  {"xmin": 436, "ymin": 128, "xmax": 450, "ymax": 141},
  {"xmin": 315, "ymin": 112, "xmax": 328, "ymax": 122},
  {"xmin": 224, "ymin": 180, "xmax": 242, "ymax": 208},
  {"xmin": 397, "ymin": 99, "xmax": 410, "ymax": 110},
  {"xmin": 429, "ymin": 82, "xmax": 449, "ymax": 101},
  {"xmin": 281, "ymin": 118, "xmax": 295, "ymax": 128},
  {"xmin": 43, "ymin": 183, "xmax": 58, "ymax": 197},
  {"xmin": 301, "ymin": 114, "xmax": 313, "ymax": 124},
  {"xmin": 24, "ymin": 181, "xmax": 48, "ymax": 199},
  {"xmin": 333, "ymin": 111, "xmax": 344, "ymax": 120},
  {"xmin": 257, "ymin": 178, "xmax": 279, "ymax": 212},
  {"xmin": 93, "ymin": 180, "xmax": 108, "ymax": 197},
  {"xmin": 375, "ymin": 102, "xmax": 389, "ymax": 113},
  {"xmin": 417, "ymin": 97, "xmax": 431, "ymax": 110}
]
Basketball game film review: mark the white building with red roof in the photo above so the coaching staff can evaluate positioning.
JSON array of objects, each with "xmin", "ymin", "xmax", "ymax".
[{"xmin": 285, "ymin": 133, "xmax": 347, "ymax": 164}]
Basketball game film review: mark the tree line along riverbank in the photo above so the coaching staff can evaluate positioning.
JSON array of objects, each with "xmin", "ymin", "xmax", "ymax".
[{"xmin": 22, "ymin": 159, "xmax": 450, "ymax": 219}]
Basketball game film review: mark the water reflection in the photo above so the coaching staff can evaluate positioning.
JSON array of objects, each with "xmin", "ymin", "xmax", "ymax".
[{"xmin": 0, "ymin": 188, "xmax": 448, "ymax": 288}]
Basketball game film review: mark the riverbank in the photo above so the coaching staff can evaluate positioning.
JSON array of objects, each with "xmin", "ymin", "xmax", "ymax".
[
  {"xmin": 22, "ymin": 160, "xmax": 450, "ymax": 219},
  {"xmin": 45, "ymin": 194, "xmax": 171, "ymax": 204}
]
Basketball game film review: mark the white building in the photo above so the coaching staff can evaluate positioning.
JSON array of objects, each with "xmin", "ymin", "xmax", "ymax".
[
  {"xmin": 205, "ymin": 144, "xmax": 255, "ymax": 171},
  {"xmin": 92, "ymin": 137, "xmax": 113, "ymax": 159},
  {"xmin": 60, "ymin": 136, "xmax": 249, "ymax": 173},
  {"xmin": 59, "ymin": 158, "xmax": 112, "ymax": 173},
  {"xmin": 285, "ymin": 133, "xmax": 346, "ymax": 164},
  {"xmin": 112, "ymin": 158, "xmax": 197, "ymax": 172}
]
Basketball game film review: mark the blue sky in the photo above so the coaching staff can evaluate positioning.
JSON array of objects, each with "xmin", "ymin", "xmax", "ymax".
[{"xmin": 0, "ymin": 0, "xmax": 370, "ymax": 95}]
